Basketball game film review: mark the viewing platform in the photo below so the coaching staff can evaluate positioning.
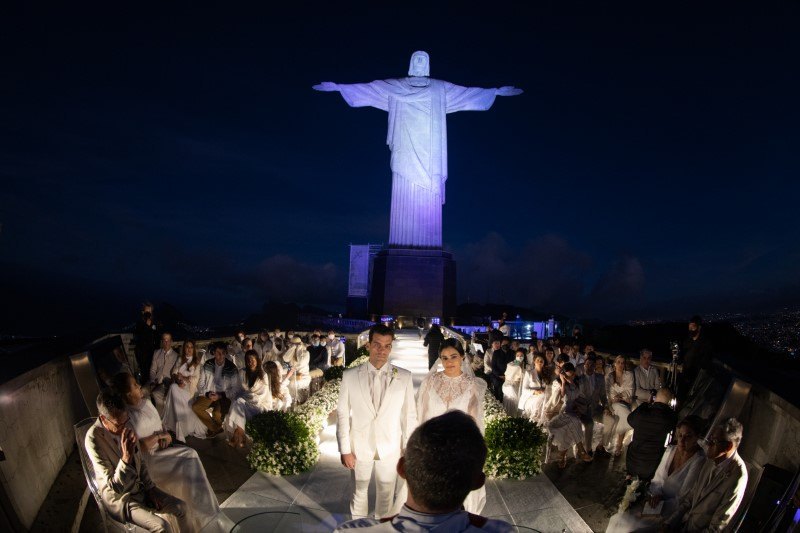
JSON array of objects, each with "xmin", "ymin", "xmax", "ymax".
[{"xmin": 2, "ymin": 327, "xmax": 798, "ymax": 532}]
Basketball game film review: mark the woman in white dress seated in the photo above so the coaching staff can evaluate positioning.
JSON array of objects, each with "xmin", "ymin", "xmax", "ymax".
[
  {"xmin": 607, "ymin": 416, "xmax": 705, "ymax": 532},
  {"xmin": 224, "ymin": 350, "xmax": 273, "ymax": 448},
  {"xmin": 264, "ymin": 361, "xmax": 293, "ymax": 412},
  {"xmin": 518, "ymin": 353, "xmax": 550, "ymax": 425},
  {"xmin": 543, "ymin": 354, "xmax": 569, "ymax": 421},
  {"xmin": 416, "ymin": 338, "xmax": 488, "ymax": 514},
  {"xmin": 547, "ymin": 362, "xmax": 594, "ymax": 468},
  {"xmin": 602, "ymin": 355, "xmax": 636, "ymax": 456},
  {"xmin": 501, "ymin": 348, "xmax": 526, "ymax": 415},
  {"xmin": 161, "ymin": 340, "xmax": 208, "ymax": 442},
  {"xmin": 111, "ymin": 372, "xmax": 220, "ymax": 531}
]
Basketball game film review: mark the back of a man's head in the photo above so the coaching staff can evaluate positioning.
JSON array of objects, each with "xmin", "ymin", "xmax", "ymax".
[
  {"xmin": 654, "ymin": 388, "xmax": 674, "ymax": 405},
  {"xmin": 402, "ymin": 411, "xmax": 487, "ymax": 512}
]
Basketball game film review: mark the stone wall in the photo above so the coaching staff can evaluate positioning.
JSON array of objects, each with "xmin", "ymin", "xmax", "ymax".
[
  {"xmin": 0, "ymin": 357, "xmax": 86, "ymax": 529},
  {"xmin": 738, "ymin": 383, "xmax": 800, "ymax": 473}
]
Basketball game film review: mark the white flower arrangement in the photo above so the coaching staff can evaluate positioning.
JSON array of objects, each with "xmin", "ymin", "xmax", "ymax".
[
  {"xmin": 347, "ymin": 354, "xmax": 370, "ymax": 368},
  {"xmin": 618, "ymin": 478, "xmax": 641, "ymax": 512},
  {"xmin": 483, "ymin": 389, "xmax": 508, "ymax": 425}
]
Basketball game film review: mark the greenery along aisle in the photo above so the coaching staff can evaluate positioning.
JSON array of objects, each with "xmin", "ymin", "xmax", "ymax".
[
  {"xmin": 247, "ymin": 350, "xmax": 546, "ymax": 479},
  {"xmin": 246, "ymin": 351, "xmax": 370, "ymax": 475},
  {"xmin": 483, "ymin": 391, "xmax": 547, "ymax": 479}
]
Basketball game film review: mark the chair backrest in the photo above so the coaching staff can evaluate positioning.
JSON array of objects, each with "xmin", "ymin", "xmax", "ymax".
[{"xmin": 74, "ymin": 418, "xmax": 103, "ymax": 505}]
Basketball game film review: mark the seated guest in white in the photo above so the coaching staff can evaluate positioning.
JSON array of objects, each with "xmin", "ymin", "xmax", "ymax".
[
  {"xmin": 633, "ymin": 348, "xmax": 662, "ymax": 404},
  {"xmin": 518, "ymin": 353, "xmax": 550, "ymax": 425},
  {"xmin": 664, "ymin": 418, "xmax": 748, "ymax": 532},
  {"xmin": 335, "ymin": 411, "xmax": 513, "ymax": 532},
  {"xmin": 224, "ymin": 350, "xmax": 273, "ymax": 448},
  {"xmin": 649, "ymin": 415, "xmax": 706, "ymax": 515},
  {"xmin": 232, "ymin": 337, "xmax": 253, "ymax": 369},
  {"xmin": 547, "ymin": 362, "xmax": 594, "ymax": 468},
  {"xmin": 86, "ymin": 391, "xmax": 189, "ymax": 532},
  {"xmin": 543, "ymin": 354, "xmax": 570, "ymax": 420},
  {"xmin": 501, "ymin": 348, "xmax": 525, "ymax": 415},
  {"xmin": 602, "ymin": 355, "xmax": 635, "ymax": 456},
  {"xmin": 483, "ymin": 338, "xmax": 501, "ymax": 376},
  {"xmin": 253, "ymin": 329, "xmax": 273, "ymax": 360},
  {"xmin": 161, "ymin": 340, "xmax": 205, "ymax": 442},
  {"xmin": 577, "ymin": 354, "xmax": 607, "ymax": 455},
  {"xmin": 326, "ymin": 330, "xmax": 346, "ymax": 367},
  {"xmin": 607, "ymin": 416, "xmax": 705, "ymax": 532},
  {"xmin": 192, "ymin": 343, "xmax": 241, "ymax": 437},
  {"xmin": 112, "ymin": 373, "xmax": 220, "ymax": 531},
  {"xmin": 264, "ymin": 361, "xmax": 293, "ymax": 411},
  {"xmin": 283, "ymin": 335, "xmax": 311, "ymax": 403},
  {"xmin": 148, "ymin": 332, "xmax": 178, "ymax": 416}
]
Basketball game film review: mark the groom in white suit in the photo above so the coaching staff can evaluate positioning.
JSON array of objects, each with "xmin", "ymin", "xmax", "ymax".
[{"xmin": 337, "ymin": 324, "xmax": 418, "ymax": 518}]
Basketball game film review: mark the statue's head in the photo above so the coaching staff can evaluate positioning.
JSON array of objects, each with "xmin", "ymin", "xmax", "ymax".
[{"xmin": 408, "ymin": 51, "xmax": 430, "ymax": 77}]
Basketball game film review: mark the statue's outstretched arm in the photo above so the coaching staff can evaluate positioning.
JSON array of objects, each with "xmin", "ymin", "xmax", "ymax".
[
  {"xmin": 312, "ymin": 82, "xmax": 339, "ymax": 92},
  {"xmin": 496, "ymin": 86, "xmax": 523, "ymax": 96}
]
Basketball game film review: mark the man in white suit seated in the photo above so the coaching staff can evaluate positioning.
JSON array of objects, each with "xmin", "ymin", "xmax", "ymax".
[
  {"xmin": 664, "ymin": 417, "xmax": 749, "ymax": 532},
  {"xmin": 335, "ymin": 411, "xmax": 513, "ymax": 532},
  {"xmin": 337, "ymin": 324, "xmax": 418, "ymax": 519}
]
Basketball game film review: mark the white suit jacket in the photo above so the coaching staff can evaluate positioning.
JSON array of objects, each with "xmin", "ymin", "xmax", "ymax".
[
  {"xmin": 667, "ymin": 451, "xmax": 748, "ymax": 532},
  {"xmin": 337, "ymin": 363, "xmax": 417, "ymax": 460}
]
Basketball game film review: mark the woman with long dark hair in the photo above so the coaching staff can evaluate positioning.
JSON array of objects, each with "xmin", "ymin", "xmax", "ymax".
[
  {"xmin": 162, "ymin": 340, "xmax": 206, "ymax": 442},
  {"xmin": 224, "ymin": 350, "xmax": 272, "ymax": 448},
  {"xmin": 264, "ymin": 360, "xmax": 292, "ymax": 411}
]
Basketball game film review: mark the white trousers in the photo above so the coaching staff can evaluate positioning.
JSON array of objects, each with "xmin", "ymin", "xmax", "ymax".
[{"xmin": 351, "ymin": 455, "xmax": 399, "ymax": 519}]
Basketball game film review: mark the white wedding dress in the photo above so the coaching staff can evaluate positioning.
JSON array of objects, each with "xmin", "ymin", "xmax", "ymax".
[
  {"xmin": 128, "ymin": 398, "xmax": 220, "ymax": 531},
  {"xmin": 416, "ymin": 367, "xmax": 488, "ymax": 514}
]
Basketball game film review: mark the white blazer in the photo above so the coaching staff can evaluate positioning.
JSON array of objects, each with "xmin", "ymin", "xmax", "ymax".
[
  {"xmin": 667, "ymin": 451, "xmax": 749, "ymax": 532},
  {"xmin": 336, "ymin": 363, "xmax": 417, "ymax": 461}
]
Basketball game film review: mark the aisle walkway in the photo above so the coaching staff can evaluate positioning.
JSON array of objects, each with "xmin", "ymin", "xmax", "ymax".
[{"xmin": 210, "ymin": 332, "xmax": 591, "ymax": 532}]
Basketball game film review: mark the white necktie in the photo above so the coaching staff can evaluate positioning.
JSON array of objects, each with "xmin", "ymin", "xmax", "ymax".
[{"xmin": 372, "ymin": 370, "xmax": 384, "ymax": 411}]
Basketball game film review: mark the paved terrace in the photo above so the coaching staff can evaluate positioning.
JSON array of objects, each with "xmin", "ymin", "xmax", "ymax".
[{"xmin": 52, "ymin": 332, "xmax": 628, "ymax": 532}]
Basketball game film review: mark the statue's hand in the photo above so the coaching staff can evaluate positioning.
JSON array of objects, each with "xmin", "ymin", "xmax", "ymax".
[
  {"xmin": 497, "ymin": 86, "xmax": 523, "ymax": 96},
  {"xmin": 313, "ymin": 82, "xmax": 339, "ymax": 92}
]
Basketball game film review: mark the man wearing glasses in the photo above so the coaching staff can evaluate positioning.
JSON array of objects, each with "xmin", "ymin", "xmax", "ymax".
[
  {"xmin": 664, "ymin": 418, "xmax": 748, "ymax": 532},
  {"xmin": 85, "ymin": 391, "xmax": 188, "ymax": 532}
]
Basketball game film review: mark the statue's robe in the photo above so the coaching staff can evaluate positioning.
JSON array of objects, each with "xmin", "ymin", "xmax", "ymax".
[{"xmin": 337, "ymin": 78, "xmax": 496, "ymax": 248}]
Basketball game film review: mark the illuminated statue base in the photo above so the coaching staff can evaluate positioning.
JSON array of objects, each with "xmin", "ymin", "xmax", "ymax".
[{"xmin": 368, "ymin": 248, "xmax": 456, "ymax": 320}]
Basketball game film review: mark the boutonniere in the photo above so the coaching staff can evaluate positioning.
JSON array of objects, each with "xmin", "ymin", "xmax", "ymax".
[{"xmin": 390, "ymin": 367, "xmax": 398, "ymax": 383}]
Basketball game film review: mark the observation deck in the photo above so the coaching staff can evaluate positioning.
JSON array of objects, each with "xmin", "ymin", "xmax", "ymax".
[{"xmin": 1, "ymin": 328, "xmax": 798, "ymax": 532}]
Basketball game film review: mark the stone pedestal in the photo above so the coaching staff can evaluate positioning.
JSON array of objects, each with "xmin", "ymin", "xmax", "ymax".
[{"xmin": 369, "ymin": 248, "xmax": 456, "ymax": 319}]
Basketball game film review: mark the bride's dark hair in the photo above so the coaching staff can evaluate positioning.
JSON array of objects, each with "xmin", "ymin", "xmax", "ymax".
[{"xmin": 438, "ymin": 337, "xmax": 464, "ymax": 356}]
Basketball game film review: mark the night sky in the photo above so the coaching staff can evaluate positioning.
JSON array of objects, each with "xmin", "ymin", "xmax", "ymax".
[{"xmin": 2, "ymin": 4, "xmax": 799, "ymax": 335}]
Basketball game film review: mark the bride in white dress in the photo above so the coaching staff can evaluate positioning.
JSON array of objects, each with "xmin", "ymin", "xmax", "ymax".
[
  {"xmin": 161, "ymin": 340, "xmax": 208, "ymax": 442},
  {"xmin": 416, "ymin": 338, "xmax": 488, "ymax": 514},
  {"xmin": 112, "ymin": 372, "xmax": 220, "ymax": 531}
]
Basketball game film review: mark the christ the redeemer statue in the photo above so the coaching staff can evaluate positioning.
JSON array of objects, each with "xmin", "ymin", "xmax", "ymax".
[{"xmin": 314, "ymin": 51, "xmax": 522, "ymax": 249}]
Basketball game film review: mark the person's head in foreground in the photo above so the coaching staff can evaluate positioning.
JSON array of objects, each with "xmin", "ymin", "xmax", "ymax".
[{"xmin": 399, "ymin": 411, "xmax": 486, "ymax": 514}]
